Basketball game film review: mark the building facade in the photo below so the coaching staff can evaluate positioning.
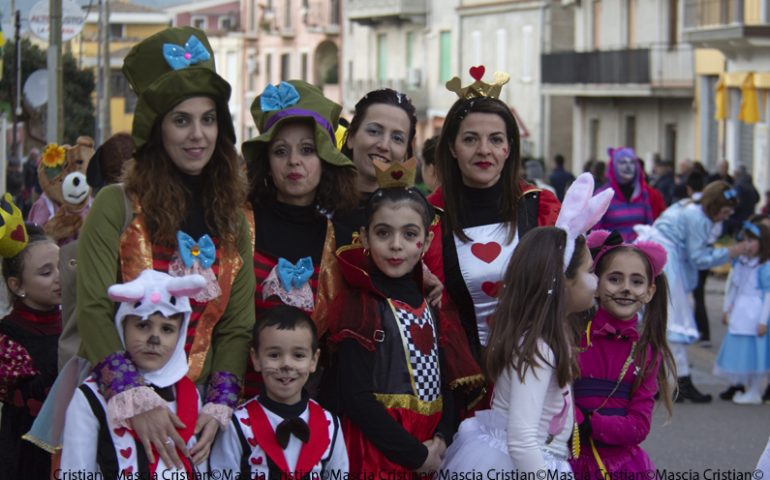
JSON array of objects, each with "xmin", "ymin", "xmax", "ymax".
[
  {"xmin": 542, "ymin": 0, "xmax": 695, "ymax": 174},
  {"xmin": 684, "ymin": 0, "xmax": 770, "ymax": 194}
]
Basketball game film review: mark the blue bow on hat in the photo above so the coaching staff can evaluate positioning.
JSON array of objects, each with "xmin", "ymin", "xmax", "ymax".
[
  {"xmin": 260, "ymin": 82, "xmax": 301, "ymax": 112},
  {"xmin": 163, "ymin": 35, "xmax": 212, "ymax": 71},
  {"xmin": 176, "ymin": 231, "xmax": 216, "ymax": 269},
  {"xmin": 277, "ymin": 257, "xmax": 313, "ymax": 292}
]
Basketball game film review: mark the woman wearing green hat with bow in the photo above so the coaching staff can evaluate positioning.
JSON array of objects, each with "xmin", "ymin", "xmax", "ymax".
[
  {"xmin": 242, "ymin": 80, "xmax": 358, "ymax": 395},
  {"xmin": 73, "ymin": 27, "xmax": 255, "ymax": 468}
]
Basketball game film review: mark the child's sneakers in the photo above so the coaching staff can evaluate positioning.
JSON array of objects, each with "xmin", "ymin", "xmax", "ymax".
[
  {"xmin": 719, "ymin": 384, "xmax": 745, "ymax": 401},
  {"xmin": 733, "ymin": 391, "xmax": 762, "ymax": 405}
]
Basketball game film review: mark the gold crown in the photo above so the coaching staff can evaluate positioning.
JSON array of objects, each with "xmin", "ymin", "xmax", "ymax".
[
  {"xmin": 373, "ymin": 158, "xmax": 417, "ymax": 189},
  {"xmin": 446, "ymin": 65, "xmax": 510, "ymax": 100}
]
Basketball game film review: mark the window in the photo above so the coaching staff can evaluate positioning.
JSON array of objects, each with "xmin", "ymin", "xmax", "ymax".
[
  {"xmin": 592, "ymin": 0, "xmax": 602, "ymax": 49},
  {"xmin": 665, "ymin": 123, "xmax": 677, "ymax": 164},
  {"xmin": 248, "ymin": 2, "xmax": 256, "ymax": 31},
  {"xmin": 265, "ymin": 53, "xmax": 273, "ymax": 84},
  {"xmin": 589, "ymin": 119, "xmax": 600, "ymax": 160},
  {"xmin": 406, "ymin": 31, "xmax": 414, "ymax": 69},
  {"xmin": 284, "ymin": 0, "xmax": 292, "ymax": 29},
  {"xmin": 496, "ymin": 29, "xmax": 507, "ymax": 73},
  {"xmin": 109, "ymin": 23, "xmax": 124, "ymax": 39},
  {"xmin": 301, "ymin": 53, "xmax": 308, "ymax": 81},
  {"xmin": 330, "ymin": 0, "xmax": 340, "ymax": 25},
  {"xmin": 281, "ymin": 53, "xmax": 291, "ymax": 81},
  {"xmin": 377, "ymin": 33, "xmax": 388, "ymax": 82},
  {"xmin": 521, "ymin": 25, "xmax": 533, "ymax": 82},
  {"xmin": 668, "ymin": 0, "xmax": 679, "ymax": 46},
  {"xmin": 627, "ymin": 0, "xmax": 636, "ymax": 47},
  {"xmin": 625, "ymin": 115, "xmax": 636, "ymax": 149},
  {"xmin": 219, "ymin": 16, "xmax": 233, "ymax": 31},
  {"xmin": 192, "ymin": 16, "xmax": 207, "ymax": 30},
  {"xmin": 439, "ymin": 31, "xmax": 451, "ymax": 83}
]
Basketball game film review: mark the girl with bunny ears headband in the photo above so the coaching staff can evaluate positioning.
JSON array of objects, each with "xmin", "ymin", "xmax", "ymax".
[
  {"xmin": 61, "ymin": 271, "xmax": 210, "ymax": 476},
  {"xmin": 441, "ymin": 173, "xmax": 612, "ymax": 475}
]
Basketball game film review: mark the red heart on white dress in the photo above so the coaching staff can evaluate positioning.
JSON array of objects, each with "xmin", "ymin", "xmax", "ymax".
[
  {"xmin": 409, "ymin": 322, "xmax": 434, "ymax": 355},
  {"xmin": 471, "ymin": 242, "xmax": 501, "ymax": 263},
  {"xmin": 481, "ymin": 281, "xmax": 502, "ymax": 298}
]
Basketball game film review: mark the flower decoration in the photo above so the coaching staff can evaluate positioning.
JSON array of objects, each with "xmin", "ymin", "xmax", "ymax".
[{"xmin": 41, "ymin": 144, "xmax": 66, "ymax": 168}]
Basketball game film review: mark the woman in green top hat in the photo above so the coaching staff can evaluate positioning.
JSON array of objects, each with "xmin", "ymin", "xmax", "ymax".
[
  {"xmin": 242, "ymin": 80, "xmax": 358, "ymax": 395},
  {"xmin": 72, "ymin": 27, "xmax": 255, "ymax": 467}
]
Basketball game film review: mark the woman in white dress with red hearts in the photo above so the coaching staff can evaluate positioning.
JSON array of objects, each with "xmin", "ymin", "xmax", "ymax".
[{"xmin": 424, "ymin": 67, "xmax": 561, "ymax": 383}]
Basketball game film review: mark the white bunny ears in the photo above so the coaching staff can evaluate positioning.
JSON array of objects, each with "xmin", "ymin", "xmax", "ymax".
[{"xmin": 554, "ymin": 173, "xmax": 614, "ymax": 271}]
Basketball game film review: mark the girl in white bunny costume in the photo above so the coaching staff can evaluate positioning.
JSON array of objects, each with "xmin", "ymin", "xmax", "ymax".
[
  {"xmin": 61, "ymin": 270, "xmax": 207, "ymax": 477},
  {"xmin": 441, "ymin": 174, "xmax": 612, "ymax": 474}
]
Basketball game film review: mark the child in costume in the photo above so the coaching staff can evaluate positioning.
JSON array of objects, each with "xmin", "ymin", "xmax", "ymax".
[
  {"xmin": 570, "ymin": 229, "xmax": 676, "ymax": 476},
  {"xmin": 61, "ymin": 270, "xmax": 207, "ymax": 476},
  {"xmin": 0, "ymin": 208, "xmax": 60, "ymax": 480},
  {"xmin": 634, "ymin": 181, "xmax": 753, "ymax": 403},
  {"xmin": 327, "ymin": 159, "xmax": 484, "ymax": 476},
  {"xmin": 441, "ymin": 173, "xmax": 613, "ymax": 474},
  {"xmin": 209, "ymin": 305, "xmax": 348, "ymax": 478},
  {"xmin": 714, "ymin": 220, "xmax": 770, "ymax": 405}
]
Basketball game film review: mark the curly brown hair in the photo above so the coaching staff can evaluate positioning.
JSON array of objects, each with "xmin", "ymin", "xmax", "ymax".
[
  {"xmin": 124, "ymin": 101, "xmax": 247, "ymax": 248},
  {"xmin": 248, "ymin": 119, "xmax": 358, "ymax": 213}
]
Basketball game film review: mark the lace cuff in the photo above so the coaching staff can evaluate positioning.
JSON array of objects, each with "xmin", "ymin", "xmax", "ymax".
[
  {"xmin": 106, "ymin": 386, "xmax": 167, "ymax": 427},
  {"xmin": 205, "ymin": 371, "xmax": 240, "ymax": 409},
  {"xmin": 92, "ymin": 351, "xmax": 144, "ymax": 401},
  {"xmin": 201, "ymin": 402, "xmax": 233, "ymax": 428}
]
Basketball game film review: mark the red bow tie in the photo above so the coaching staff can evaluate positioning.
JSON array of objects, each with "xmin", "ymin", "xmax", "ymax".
[{"xmin": 595, "ymin": 322, "xmax": 638, "ymax": 340}]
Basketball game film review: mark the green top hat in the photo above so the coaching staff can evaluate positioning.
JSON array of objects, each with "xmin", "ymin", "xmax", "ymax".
[
  {"xmin": 123, "ymin": 26, "xmax": 234, "ymax": 150},
  {"xmin": 242, "ymin": 80, "xmax": 353, "ymax": 168}
]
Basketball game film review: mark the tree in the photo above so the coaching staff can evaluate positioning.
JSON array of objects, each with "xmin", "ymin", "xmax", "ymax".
[{"xmin": 0, "ymin": 38, "xmax": 95, "ymax": 145}]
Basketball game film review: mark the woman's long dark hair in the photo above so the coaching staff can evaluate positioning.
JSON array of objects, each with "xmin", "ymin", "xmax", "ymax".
[{"xmin": 436, "ymin": 97, "xmax": 522, "ymax": 243}]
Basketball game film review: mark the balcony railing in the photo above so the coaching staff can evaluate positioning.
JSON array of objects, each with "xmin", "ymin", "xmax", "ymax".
[
  {"xmin": 346, "ymin": 0, "xmax": 427, "ymax": 24},
  {"xmin": 541, "ymin": 45, "xmax": 694, "ymax": 90},
  {"xmin": 684, "ymin": 0, "xmax": 768, "ymax": 28}
]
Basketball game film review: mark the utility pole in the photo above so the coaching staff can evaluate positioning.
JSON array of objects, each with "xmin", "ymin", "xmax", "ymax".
[
  {"xmin": 96, "ymin": 0, "xmax": 110, "ymax": 144},
  {"xmin": 12, "ymin": 9, "xmax": 21, "ymax": 160},
  {"xmin": 47, "ymin": 0, "xmax": 63, "ymax": 143}
]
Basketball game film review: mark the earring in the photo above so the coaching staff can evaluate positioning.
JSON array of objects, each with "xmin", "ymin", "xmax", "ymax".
[
  {"xmin": 18, "ymin": 292, "xmax": 26, "ymax": 298},
  {"xmin": 363, "ymin": 248, "xmax": 370, "ymax": 257}
]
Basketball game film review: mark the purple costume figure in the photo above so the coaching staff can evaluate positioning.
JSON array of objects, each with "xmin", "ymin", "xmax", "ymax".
[{"xmin": 594, "ymin": 147, "xmax": 655, "ymax": 242}]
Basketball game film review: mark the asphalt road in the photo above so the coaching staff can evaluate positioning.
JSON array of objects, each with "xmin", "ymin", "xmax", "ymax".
[{"xmin": 642, "ymin": 275, "xmax": 770, "ymax": 472}]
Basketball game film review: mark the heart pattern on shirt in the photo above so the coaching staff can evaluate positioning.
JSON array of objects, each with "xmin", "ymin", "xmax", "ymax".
[
  {"xmin": 120, "ymin": 447, "xmax": 132, "ymax": 459},
  {"xmin": 409, "ymin": 322, "xmax": 434, "ymax": 355},
  {"xmin": 122, "ymin": 466, "xmax": 133, "ymax": 475},
  {"xmin": 248, "ymin": 436, "xmax": 258, "ymax": 447},
  {"xmin": 240, "ymin": 417, "xmax": 251, "ymax": 426},
  {"xmin": 481, "ymin": 281, "xmax": 502, "ymax": 298},
  {"xmin": 113, "ymin": 427, "xmax": 127, "ymax": 437},
  {"xmin": 471, "ymin": 242, "xmax": 501, "ymax": 264},
  {"xmin": 251, "ymin": 456, "xmax": 264, "ymax": 465}
]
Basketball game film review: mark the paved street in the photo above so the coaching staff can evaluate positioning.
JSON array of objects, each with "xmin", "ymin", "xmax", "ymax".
[{"xmin": 643, "ymin": 275, "xmax": 770, "ymax": 471}]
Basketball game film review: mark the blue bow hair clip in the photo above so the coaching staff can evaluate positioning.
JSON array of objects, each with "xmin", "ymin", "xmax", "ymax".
[
  {"xmin": 260, "ymin": 82, "xmax": 301, "ymax": 112},
  {"xmin": 723, "ymin": 188, "xmax": 738, "ymax": 200},
  {"xmin": 277, "ymin": 257, "xmax": 313, "ymax": 292},
  {"xmin": 743, "ymin": 221, "xmax": 761, "ymax": 238},
  {"xmin": 177, "ymin": 231, "xmax": 216, "ymax": 269},
  {"xmin": 163, "ymin": 35, "xmax": 211, "ymax": 71}
]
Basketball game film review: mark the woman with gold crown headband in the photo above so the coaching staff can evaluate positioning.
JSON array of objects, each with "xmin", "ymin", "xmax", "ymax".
[
  {"xmin": 423, "ymin": 67, "xmax": 562, "ymax": 407},
  {"xmin": 38, "ymin": 27, "xmax": 256, "ymax": 468}
]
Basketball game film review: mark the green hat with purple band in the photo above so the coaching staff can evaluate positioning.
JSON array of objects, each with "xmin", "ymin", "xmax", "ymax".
[{"xmin": 242, "ymin": 80, "xmax": 353, "ymax": 167}]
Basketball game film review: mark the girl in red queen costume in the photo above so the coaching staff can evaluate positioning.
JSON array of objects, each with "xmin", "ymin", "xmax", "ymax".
[
  {"xmin": 570, "ymin": 229, "xmax": 676, "ymax": 476},
  {"xmin": 328, "ymin": 159, "xmax": 484, "ymax": 476}
]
